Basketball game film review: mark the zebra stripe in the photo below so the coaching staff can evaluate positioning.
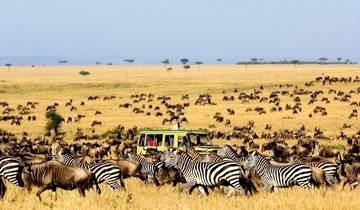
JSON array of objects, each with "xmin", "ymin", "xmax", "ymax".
[
  {"xmin": 161, "ymin": 150, "xmax": 249, "ymax": 197},
  {"xmin": 217, "ymin": 145, "xmax": 246, "ymax": 162},
  {"xmin": 57, "ymin": 153, "xmax": 124, "ymax": 190},
  {"xmin": 185, "ymin": 146, "xmax": 223, "ymax": 162},
  {"xmin": 127, "ymin": 154, "xmax": 159, "ymax": 180},
  {"xmin": 244, "ymin": 152, "xmax": 312, "ymax": 191},
  {"xmin": 0, "ymin": 155, "xmax": 22, "ymax": 187},
  {"xmin": 291, "ymin": 156, "xmax": 339, "ymax": 185}
]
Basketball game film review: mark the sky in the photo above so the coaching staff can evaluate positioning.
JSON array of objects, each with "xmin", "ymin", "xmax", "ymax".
[{"xmin": 0, "ymin": 0, "xmax": 359, "ymax": 65}]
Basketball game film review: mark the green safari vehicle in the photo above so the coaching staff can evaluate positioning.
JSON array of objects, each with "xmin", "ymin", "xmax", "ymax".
[{"xmin": 136, "ymin": 128, "xmax": 220, "ymax": 155}]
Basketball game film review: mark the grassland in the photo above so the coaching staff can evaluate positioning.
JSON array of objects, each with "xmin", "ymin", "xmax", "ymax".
[{"xmin": 0, "ymin": 64, "xmax": 360, "ymax": 210}]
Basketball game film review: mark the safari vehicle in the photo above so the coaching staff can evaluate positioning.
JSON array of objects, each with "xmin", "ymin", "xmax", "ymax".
[{"xmin": 136, "ymin": 128, "xmax": 220, "ymax": 155}]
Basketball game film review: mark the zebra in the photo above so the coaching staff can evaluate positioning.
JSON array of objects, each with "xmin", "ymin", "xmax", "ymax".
[
  {"xmin": 0, "ymin": 155, "xmax": 23, "ymax": 187},
  {"xmin": 57, "ymin": 152, "xmax": 124, "ymax": 190},
  {"xmin": 290, "ymin": 155, "xmax": 340, "ymax": 185},
  {"xmin": 161, "ymin": 149, "xmax": 254, "ymax": 197},
  {"xmin": 185, "ymin": 146, "xmax": 223, "ymax": 162},
  {"xmin": 243, "ymin": 151, "xmax": 312, "ymax": 191},
  {"xmin": 127, "ymin": 154, "xmax": 163, "ymax": 182},
  {"xmin": 217, "ymin": 145, "xmax": 247, "ymax": 162}
]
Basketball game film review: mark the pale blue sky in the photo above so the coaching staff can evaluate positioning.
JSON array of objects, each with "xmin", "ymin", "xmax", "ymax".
[{"xmin": 0, "ymin": 0, "xmax": 359, "ymax": 64}]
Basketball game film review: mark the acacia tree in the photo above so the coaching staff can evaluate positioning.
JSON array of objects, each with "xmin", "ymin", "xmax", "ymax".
[
  {"xmin": 124, "ymin": 59, "xmax": 135, "ymax": 65},
  {"xmin": 291, "ymin": 60, "xmax": 300, "ymax": 68},
  {"xmin": 58, "ymin": 60, "xmax": 68, "ymax": 64},
  {"xmin": 195, "ymin": 61, "xmax": 203, "ymax": 70},
  {"xmin": 4, "ymin": 63, "xmax": 12, "ymax": 70},
  {"xmin": 250, "ymin": 58, "xmax": 258, "ymax": 64},
  {"xmin": 180, "ymin": 58, "xmax": 189, "ymax": 65},
  {"xmin": 336, "ymin": 57, "xmax": 342, "ymax": 64},
  {"xmin": 123, "ymin": 59, "xmax": 135, "ymax": 81},
  {"xmin": 216, "ymin": 58, "xmax": 222, "ymax": 64},
  {"xmin": 318, "ymin": 57, "xmax": 328, "ymax": 64},
  {"xmin": 161, "ymin": 59, "xmax": 170, "ymax": 67}
]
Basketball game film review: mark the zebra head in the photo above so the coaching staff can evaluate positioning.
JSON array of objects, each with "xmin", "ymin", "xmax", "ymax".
[
  {"xmin": 162, "ymin": 150, "xmax": 179, "ymax": 168},
  {"xmin": 243, "ymin": 151, "xmax": 258, "ymax": 170},
  {"xmin": 216, "ymin": 146, "xmax": 226, "ymax": 157}
]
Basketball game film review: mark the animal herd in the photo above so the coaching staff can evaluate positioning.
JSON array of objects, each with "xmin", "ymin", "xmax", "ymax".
[{"xmin": 0, "ymin": 74, "xmax": 360, "ymax": 201}]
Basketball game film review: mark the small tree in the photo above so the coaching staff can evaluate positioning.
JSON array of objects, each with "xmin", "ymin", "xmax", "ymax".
[
  {"xmin": 318, "ymin": 57, "xmax": 328, "ymax": 64},
  {"xmin": 336, "ymin": 57, "xmax": 342, "ymax": 64},
  {"xmin": 45, "ymin": 111, "xmax": 63, "ymax": 136},
  {"xmin": 180, "ymin": 58, "xmax": 189, "ymax": 65},
  {"xmin": 4, "ymin": 63, "xmax": 12, "ymax": 69},
  {"xmin": 291, "ymin": 60, "xmax": 300, "ymax": 68},
  {"xmin": 95, "ymin": 61, "xmax": 102, "ymax": 65},
  {"xmin": 216, "ymin": 58, "xmax": 222, "ymax": 64},
  {"xmin": 250, "ymin": 58, "xmax": 258, "ymax": 64},
  {"xmin": 195, "ymin": 61, "xmax": 203, "ymax": 70},
  {"xmin": 161, "ymin": 59, "xmax": 170, "ymax": 67},
  {"xmin": 123, "ymin": 59, "xmax": 135, "ymax": 81},
  {"xmin": 124, "ymin": 59, "xmax": 135, "ymax": 65},
  {"xmin": 58, "ymin": 60, "xmax": 68, "ymax": 64}
]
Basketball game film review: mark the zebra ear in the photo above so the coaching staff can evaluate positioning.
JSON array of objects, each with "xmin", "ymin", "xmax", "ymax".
[{"xmin": 251, "ymin": 151, "xmax": 257, "ymax": 156}]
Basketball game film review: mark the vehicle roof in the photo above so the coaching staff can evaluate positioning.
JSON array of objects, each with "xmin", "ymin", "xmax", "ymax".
[{"xmin": 139, "ymin": 128, "xmax": 208, "ymax": 134}]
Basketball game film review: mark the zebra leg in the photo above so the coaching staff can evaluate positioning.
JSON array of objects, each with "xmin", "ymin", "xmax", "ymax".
[
  {"xmin": 179, "ymin": 181, "xmax": 195, "ymax": 194},
  {"xmin": 226, "ymin": 186, "xmax": 235, "ymax": 198},
  {"xmin": 350, "ymin": 181, "xmax": 359, "ymax": 191},
  {"xmin": 262, "ymin": 184, "xmax": 274, "ymax": 192},
  {"xmin": 106, "ymin": 179, "xmax": 124, "ymax": 191},
  {"xmin": 0, "ymin": 180, "xmax": 6, "ymax": 199},
  {"xmin": 299, "ymin": 182, "xmax": 310, "ymax": 189},
  {"xmin": 197, "ymin": 186, "xmax": 209, "ymax": 196}
]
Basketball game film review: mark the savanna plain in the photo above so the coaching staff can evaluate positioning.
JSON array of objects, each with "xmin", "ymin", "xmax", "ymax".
[{"xmin": 0, "ymin": 64, "xmax": 359, "ymax": 210}]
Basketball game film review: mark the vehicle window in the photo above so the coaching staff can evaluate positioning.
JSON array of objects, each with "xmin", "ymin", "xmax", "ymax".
[
  {"xmin": 165, "ymin": 135, "xmax": 175, "ymax": 147},
  {"xmin": 179, "ymin": 135, "xmax": 191, "ymax": 147},
  {"xmin": 155, "ymin": 134, "xmax": 163, "ymax": 146},
  {"xmin": 146, "ymin": 134, "xmax": 156, "ymax": 146},
  {"xmin": 139, "ymin": 134, "xmax": 146, "ymax": 146},
  {"xmin": 189, "ymin": 134, "xmax": 209, "ymax": 146}
]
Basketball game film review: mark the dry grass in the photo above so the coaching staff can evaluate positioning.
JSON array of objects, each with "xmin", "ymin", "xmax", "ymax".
[{"xmin": 0, "ymin": 64, "xmax": 360, "ymax": 209}]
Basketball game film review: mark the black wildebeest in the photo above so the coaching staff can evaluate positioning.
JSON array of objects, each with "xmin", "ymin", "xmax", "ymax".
[{"xmin": 21, "ymin": 160, "xmax": 101, "ymax": 201}]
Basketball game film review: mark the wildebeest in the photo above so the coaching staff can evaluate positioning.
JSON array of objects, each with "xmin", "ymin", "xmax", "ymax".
[{"xmin": 21, "ymin": 160, "xmax": 101, "ymax": 201}]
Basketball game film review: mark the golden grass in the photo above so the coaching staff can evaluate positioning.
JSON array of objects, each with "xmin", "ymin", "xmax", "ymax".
[{"xmin": 0, "ymin": 64, "xmax": 360, "ymax": 209}]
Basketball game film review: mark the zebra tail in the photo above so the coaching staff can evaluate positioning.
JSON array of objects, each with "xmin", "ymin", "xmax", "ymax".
[
  {"xmin": 0, "ymin": 178, "xmax": 6, "ymax": 199},
  {"xmin": 239, "ymin": 175, "xmax": 258, "ymax": 195}
]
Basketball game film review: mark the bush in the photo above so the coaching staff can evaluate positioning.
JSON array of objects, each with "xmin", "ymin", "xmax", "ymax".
[
  {"xmin": 208, "ymin": 124, "xmax": 216, "ymax": 129},
  {"xmin": 101, "ymin": 125, "xmax": 125, "ymax": 139},
  {"xmin": 79, "ymin": 70, "xmax": 90, "ymax": 76},
  {"xmin": 45, "ymin": 111, "xmax": 64, "ymax": 135}
]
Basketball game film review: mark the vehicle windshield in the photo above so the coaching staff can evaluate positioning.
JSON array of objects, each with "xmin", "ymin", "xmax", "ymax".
[{"xmin": 187, "ymin": 133, "xmax": 212, "ymax": 146}]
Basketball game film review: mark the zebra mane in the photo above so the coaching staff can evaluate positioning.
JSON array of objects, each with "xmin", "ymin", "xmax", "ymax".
[
  {"xmin": 224, "ymin": 144, "xmax": 239, "ymax": 156},
  {"xmin": 178, "ymin": 151, "xmax": 193, "ymax": 160}
]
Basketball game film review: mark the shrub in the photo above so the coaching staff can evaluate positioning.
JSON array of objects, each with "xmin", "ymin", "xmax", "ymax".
[
  {"xmin": 45, "ymin": 111, "xmax": 64, "ymax": 135},
  {"xmin": 79, "ymin": 70, "xmax": 90, "ymax": 76}
]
